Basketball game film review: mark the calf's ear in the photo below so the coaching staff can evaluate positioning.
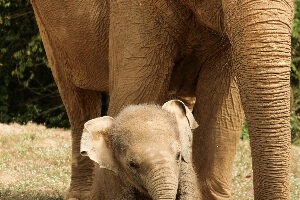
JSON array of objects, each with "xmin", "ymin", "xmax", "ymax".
[
  {"xmin": 162, "ymin": 100, "xmax": 199, "ymax": 163},
  {"xmin": 80, "ymin": 116, "xmax": 119, "ymax": 174}
]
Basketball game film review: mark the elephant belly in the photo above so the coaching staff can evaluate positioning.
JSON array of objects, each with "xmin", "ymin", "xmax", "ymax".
[
  {"xmin": 169, "ymin": 22, "xmax": 229, "ymax": 98},
  {"xmin": 32, "ymin": 0, "xmax": 109, "ymax": 91}
]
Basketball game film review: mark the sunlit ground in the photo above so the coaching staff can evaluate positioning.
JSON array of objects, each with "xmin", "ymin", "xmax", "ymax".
[{"xmin": 0, "ymin": 123, "xmax": 299, "ymax": 199}]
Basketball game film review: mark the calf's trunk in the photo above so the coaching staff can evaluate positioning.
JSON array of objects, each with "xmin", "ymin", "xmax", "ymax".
[{"xmin": 146, "ymin": 166, "xmax": 178, "ymax": 200}]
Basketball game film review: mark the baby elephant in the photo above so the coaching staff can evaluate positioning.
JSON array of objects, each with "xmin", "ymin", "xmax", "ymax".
[{"xmin": 80, "ymin": 100, "xmax": 201, "ymax": 200}]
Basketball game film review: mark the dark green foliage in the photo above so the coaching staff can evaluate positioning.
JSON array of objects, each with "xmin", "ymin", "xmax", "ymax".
[
  {"xmin": 241, "ymin": 120, "xmax": 249, "ymax": 141},
  {"xmin": 291, "ymin": 0, "xmax": 300, "ymax": 85},
  {"xmin": 0, "ymin": 0, "xmax": 69, "ymax": 128}
]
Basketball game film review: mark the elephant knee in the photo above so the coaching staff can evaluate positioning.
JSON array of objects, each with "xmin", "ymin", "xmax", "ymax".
[{"xmin": 200, "ymin": 178, "xmax": 231, "ymax": 200}]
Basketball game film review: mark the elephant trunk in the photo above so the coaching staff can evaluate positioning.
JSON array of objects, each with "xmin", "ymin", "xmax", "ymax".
[
  {"xmin": 146, "ymin": 166, "xmax": 179, "ymax": 200},
  {"xmin": 222, "ymin": 0, "xmax": 294, "ymax": 199}
]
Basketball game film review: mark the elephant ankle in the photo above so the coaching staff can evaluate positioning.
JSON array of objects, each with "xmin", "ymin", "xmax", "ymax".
[
  {"xmin": 69, "ymin": 162, "xmax": 95, "ymax": 195},
  {"xmin": 199, "ymin": 178, "xmax": 231, "ymax": 200}
]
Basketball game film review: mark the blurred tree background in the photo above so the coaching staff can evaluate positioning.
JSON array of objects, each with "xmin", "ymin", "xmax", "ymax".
[
  {"xmin": 0, "ymin": 0, "xmax": 68, "ymax": 127},
  {"xmin": 291, "ymin": 0, "xmax": 300, "ymax": 145},
  {"xmin": 0, "ymin": 0, "xmax": 300, "ymax": 144}
]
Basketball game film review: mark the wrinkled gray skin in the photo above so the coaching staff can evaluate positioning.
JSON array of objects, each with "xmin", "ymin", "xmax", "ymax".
[{"xmin": 80, "ymin": 100, "xmax": 200, "ymax": 200}]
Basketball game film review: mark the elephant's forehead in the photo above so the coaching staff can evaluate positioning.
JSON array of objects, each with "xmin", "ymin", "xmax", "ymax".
[
  {"xmin": 122, "ymin": 124, "xmax": 178, "ymax": 143},
  {"xmin": 128, "ymin": 140, "xmax": 179, "ymax": 159}
]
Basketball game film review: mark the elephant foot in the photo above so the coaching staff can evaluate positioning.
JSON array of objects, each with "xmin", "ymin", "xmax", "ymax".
[
  {"xmin": 65, "ymin": 189, "xmax": 90, "ymax": 200},
  {"xmin": 65, "ymin": 154, "xmax": 94, "ymax": 199}
]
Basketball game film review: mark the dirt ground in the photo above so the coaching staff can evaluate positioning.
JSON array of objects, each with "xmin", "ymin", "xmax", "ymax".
[{"xmin": 0, "ymin": 123, "xmax": 299, "ymax": 200}]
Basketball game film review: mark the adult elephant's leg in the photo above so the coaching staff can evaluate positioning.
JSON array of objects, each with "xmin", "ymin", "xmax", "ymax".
[
  {"xmin": 62, "ymin": 87, "xmax": 102, "ymax": 199},
  {"xmin": 192, "ymin": 48, "xmax": 244, "ymax": 200},
  {"xmin": 32, "ymin": 7, "xmax": 102, "ymax": 199},
  {"xmin": 97, "ymin": 1, "xmax": 186, "ymax": 197},
  {"xmin": 43, "ymin": 48, "xmax": 102, "ymax": 199},
  {"xmin": 38, "ymin": 48, "xmax": 102, "ymax": 199},
  {"xmin": 107, "ymin": 0, "xmax": 188, "ymax": 116},
  {"xmin": 222, "ymin": 1, "xmax": 293, "ymax": 199}
]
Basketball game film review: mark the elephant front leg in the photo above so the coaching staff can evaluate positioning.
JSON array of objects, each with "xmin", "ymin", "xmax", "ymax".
[
  {"xmin": 32, "ymin": 3, "xmax": 105, "ymax": 198},
  {"xmin": 107, "ymin": 0, "xmax": 190, "ymax": 116},
  {"xmin": 193, "ymin": 47, "xmax": 244, "ymax": 199},
  {"xmin": 53, "ymin": 77, "xmax": 103, "ymax": 199},
  {"xmin": 62, "ymin": 88, "xmax": 103, "ymax": 200}
]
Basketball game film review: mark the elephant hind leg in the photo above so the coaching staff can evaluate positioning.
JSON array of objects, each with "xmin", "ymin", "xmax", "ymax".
[
  {"xmin": 32, "ymin": 3, "xmax": 104, "ymax": 198},
  {"xmin": 192, "ymin": 50, "xmax": 244, "ymax": 199}
]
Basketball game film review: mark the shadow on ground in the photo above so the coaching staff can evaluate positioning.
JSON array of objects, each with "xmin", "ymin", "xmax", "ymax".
[{"xmin": 0, "ymin": 188, "xmax": 64, "ymax": 200}]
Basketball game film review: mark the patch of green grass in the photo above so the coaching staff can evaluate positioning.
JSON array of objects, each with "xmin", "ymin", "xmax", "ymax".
[
  {"xmin": 241, "ymin": 120, "xmax": 249, "ymax": 141},
  {"xmin": 293, "ymin": 137, "xmax": 300, "ymax": 146}
]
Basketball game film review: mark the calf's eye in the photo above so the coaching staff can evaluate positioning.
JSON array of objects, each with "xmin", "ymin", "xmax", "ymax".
[
  {"xmin": 129, "ymin": 161, "xmax": 140, "ymax": 169},
  {"xmin": 176, "ymin": 152, "xmax": 181, "ymax": 161}
]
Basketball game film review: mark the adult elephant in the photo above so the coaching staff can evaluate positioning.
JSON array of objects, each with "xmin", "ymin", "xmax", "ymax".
[{"xmin": 31, "ymin": 0, "xmax": 294, "ymax": 200}]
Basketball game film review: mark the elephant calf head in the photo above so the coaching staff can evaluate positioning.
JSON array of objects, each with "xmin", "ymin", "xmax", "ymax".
[{"xmin": 80, "ymin": 100, "xmax": 199, "ymax": 200}]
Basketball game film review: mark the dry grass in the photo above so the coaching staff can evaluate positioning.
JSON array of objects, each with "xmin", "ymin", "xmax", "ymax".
[
  {"xmin": 0, "ymin": 123, "xmax": 299, "ymax": 199},
  {"xmin": 0, "ymin": 123, "xmax": 71, "ymax": 199},
  {"xmin": 232, "ymin": 141, "xmax": 300, "ymax": 200}
]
